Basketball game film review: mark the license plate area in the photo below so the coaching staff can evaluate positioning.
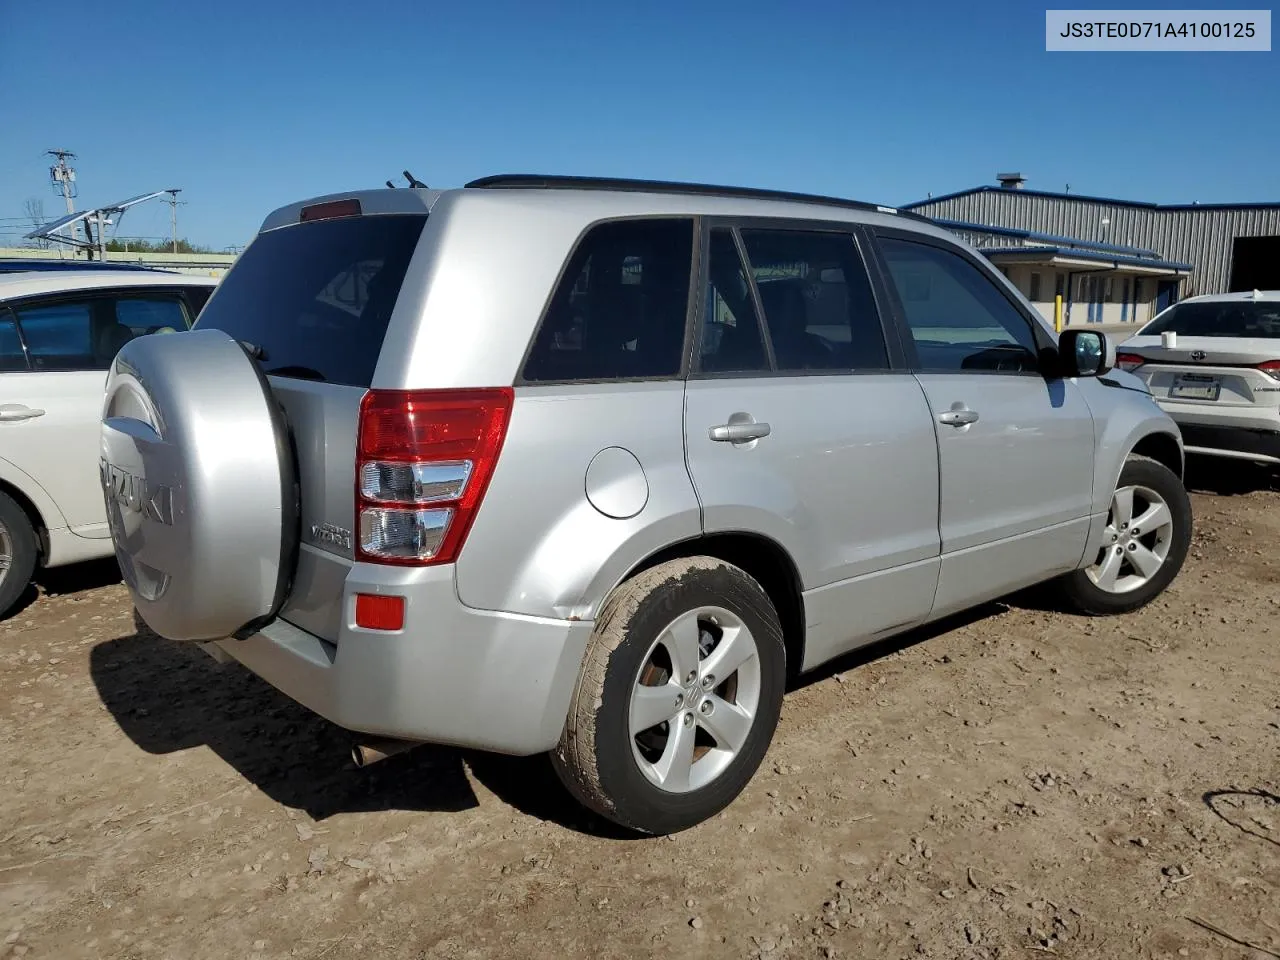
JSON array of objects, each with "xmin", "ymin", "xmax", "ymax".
[{"xmin": 1170, "ymin": 373, "xmax": 1220, "ymax": 401}]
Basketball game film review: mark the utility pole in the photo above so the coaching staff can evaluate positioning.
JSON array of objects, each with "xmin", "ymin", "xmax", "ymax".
[
  {"xmin": 47, "ymin": 149, "xmax": 78, "ymax": 244},
  {"xmin": 163, "ymin": 188, "xmax": 185, "ymax": 253}
]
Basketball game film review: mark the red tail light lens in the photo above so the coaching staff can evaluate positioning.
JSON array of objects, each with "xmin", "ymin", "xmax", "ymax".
[
  {"xmin": 356, "ymin": 388, "xmax": 513, "ymax": 565},
  {"xmin": 1258, "ymin": 359, "xmax": 1280, "ymax": 380},
  {"xmin": 300, "ymin": 198, "xmax": 362, "ymax": 222},
  {"xmin": 354, "ymin": 593, "xmax": 405, "ymax": 631},
  {"xmin": 1116, "ymin": 352, "xmax": 1146, "ymax": 371}
]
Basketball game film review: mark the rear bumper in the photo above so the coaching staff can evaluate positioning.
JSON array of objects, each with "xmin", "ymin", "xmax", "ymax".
[
  {"xmin": 212, "ymin": 563, "xmax": 593, "ymax": 756},
  {"xmin": 1170, "ymin": 420, "xmax": 1280, "ymax": 464}
]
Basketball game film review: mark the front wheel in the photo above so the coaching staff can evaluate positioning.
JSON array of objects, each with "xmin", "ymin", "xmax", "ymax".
[
  {"xmin": 553, "ymin": 557, "xmax": 786, "ymax": 835},
  {"xmin": 1057, "ymin": 454, "xmax": 1192, "ymax": 615}
]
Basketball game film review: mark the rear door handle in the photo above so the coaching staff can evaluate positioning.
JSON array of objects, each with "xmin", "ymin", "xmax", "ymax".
[
  {"xmin": 0, "ymin": 404, "xmax": 45, "ymax": 423},
  {"xmin": 937, "ymin": 408, "xmax": 979, "ymax": 427},
  {"xmin": 709, "ymin": 421, "xmax": 771, "ymax": 443}
]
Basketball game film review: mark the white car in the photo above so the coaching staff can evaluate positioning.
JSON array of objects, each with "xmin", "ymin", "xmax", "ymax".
[
  {"xmin": 1117, "ymin": 290, "xmax": 1280, "ymax": 466},
  {"xmin": 0, "ymin": 269, "xmax": 219, "ymax": 616}
]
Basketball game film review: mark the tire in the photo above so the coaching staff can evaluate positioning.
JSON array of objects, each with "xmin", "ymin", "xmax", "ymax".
[
  {"xmin": 552, "ymin": 557, "xmax": 786, "ymax": 835},
  {"xmin": 1057, "ymin": 454, "xmax": 1192, "ymax": 616},
  {"xmin": 0, "ymin": 491, "xmax": 38, "ymax": 619}
]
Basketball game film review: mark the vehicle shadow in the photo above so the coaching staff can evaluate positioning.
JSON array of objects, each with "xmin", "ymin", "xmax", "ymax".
[
  {"xmin": 1184, "ymin": 456, "xmax": 1279, "ymax": 496},
  {"xmin": 89, "ymin": 609, "xmax": 480, "ymax": 822},
  {"xmin": 4, "ymin": 557, "xmax": 123, "ymax": 620},
  {"xmin": 1203, "ymin": 788, "xmax": 1280, "ymax": 848}
]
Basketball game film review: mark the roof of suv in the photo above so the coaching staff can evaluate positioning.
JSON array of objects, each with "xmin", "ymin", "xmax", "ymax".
[
  {"xmin": 258, "ymin": 174, "xmax": 948, "ymax": 238},
  {"xmin": 0, "ymin": 270, "xmax": 218, "ymax": 302}
]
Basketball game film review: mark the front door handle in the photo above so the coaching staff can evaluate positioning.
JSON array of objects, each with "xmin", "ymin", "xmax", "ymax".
[
  {"xmin": 709, "ymin": 421, "xmax": 771, "ymax": 443},
  {"xmin": 937, "ymin": 408, "xmax": 979, "ymax": 427},
  {"xmin": 0, "ymin": 404, "xmax": 46, "ymax": 423}
]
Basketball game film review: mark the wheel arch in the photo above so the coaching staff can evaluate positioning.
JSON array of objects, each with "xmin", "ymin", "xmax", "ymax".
[
  {"xmin": 0, "ymin": 475, "xmax": 53, "ymax": 565},
  {"xmin": 1129, "ymin": 429, "xmax": 1184, "ymax": 479},
  {"xmin": 617, "ymin": 531, "xmax": 807, "ymax": 679}
]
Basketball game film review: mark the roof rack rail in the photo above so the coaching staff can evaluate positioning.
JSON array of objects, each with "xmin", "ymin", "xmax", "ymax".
[{"xmin": 464, "ymin": 174, "xmax": 932, "ymax": 222}]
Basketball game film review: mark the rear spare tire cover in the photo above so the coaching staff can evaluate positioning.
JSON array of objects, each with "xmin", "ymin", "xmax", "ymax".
[{"xmin": 101, "ymin": 328, "xmax": 298, "ymax": 642}]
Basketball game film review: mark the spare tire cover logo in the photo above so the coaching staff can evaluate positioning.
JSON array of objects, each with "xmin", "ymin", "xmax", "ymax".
[{"xmin": 101, "ymin": 461, "xmax": 174, "ymax": 526}]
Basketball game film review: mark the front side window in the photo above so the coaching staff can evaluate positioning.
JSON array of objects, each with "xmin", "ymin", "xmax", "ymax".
[
  {"xmin": 879, "ymin": 237, "xmax": 1039, "ymax": 373},
  {"xmin": 739, "ymin": 229, "xmax": 889, "ymax": 372},
  {"xmin": 522, "ymin": 218, "xmax": 694, "ymax": 382}
]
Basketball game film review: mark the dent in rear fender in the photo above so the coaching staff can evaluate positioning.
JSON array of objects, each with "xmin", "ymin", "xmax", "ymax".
[
  {"xmin": 454, "ymin": 385, "xmax": 702, "ymax": 619},
  {"xmin": 1077, "ymin": 379, "xmax": 1183, "ymax": 514}
]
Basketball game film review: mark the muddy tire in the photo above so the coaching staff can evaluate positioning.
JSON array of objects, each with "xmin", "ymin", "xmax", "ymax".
[
  {"xmin": 1057, "ymin": 454, "xmax": 1192, "ymax": 616},
  {"xmin": 553, "ymin": 557, "xmax": 786, "ymax": 835},
  {"xmin": 101, "ymin": 328, "xmax": 298, "ymax": 641},
  {"xmin": 0, "ymin": 491, "xmax": 38, "ymax": 618}
]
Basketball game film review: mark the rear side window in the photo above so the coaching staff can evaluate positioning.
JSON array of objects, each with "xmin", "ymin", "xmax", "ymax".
[
  {"xmin": 522, "ymin": 218, "xmax": 694, "ymax": 382},
  {"xmin": 194, "ymin": 215, "xmax": 427, "ymax": 386},
  {"xmin": 12, "ymin": 301, "xmax": 95, "ymax": 369},
  {"xmin": 740, "ymin": 229, "xmax": 889, "ymax": 372},
  {"xmin": 0, "ymin": 311, "xmax": 26, "ymax": 371}
]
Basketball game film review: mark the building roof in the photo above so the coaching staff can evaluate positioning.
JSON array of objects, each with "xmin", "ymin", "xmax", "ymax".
[
  {"xmin": 904, "ymin": 184, "xmax": 1280, "ymax": 213},
  {"xmin": 933, "ymin": 217, "xmax": 1160, "ymax": 258},
  {"xmin": 979, "ymin": 246, "xmax": 1193, "ymax": 274}
]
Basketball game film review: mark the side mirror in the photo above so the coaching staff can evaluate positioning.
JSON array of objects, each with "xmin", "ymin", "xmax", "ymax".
[{"xmin": 1058, "ymin": 329, "xmax": 1114, "ymax": 377}]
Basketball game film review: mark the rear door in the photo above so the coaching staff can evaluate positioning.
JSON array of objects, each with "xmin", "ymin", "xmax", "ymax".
[
  {"xmin": 869, "ymin": 229, "xmax": 1097, "ymax": 618},
  {"xmin": 683, "ymin": 221, "xmax": 941, "ymax": 671},
  {"xmin": 1, "ymin": 289, "xmax": 195, "ymax": 538},
  {"xmin": 189, "ymin": 212, "xmax": 429, "ymax": 642}
]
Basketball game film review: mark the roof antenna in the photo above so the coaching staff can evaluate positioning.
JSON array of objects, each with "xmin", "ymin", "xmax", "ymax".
[
  {"xmin": 386, "ymin": 180, "xmax": 397, "ymax": 189},
  {"xmin": 403, "ymin": 169, "xmax": 428, "ymax": 188}
]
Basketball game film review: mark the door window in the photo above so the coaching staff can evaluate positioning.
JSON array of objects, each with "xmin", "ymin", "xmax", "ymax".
[
  {"xmin": 699, "ymin": 229, "xmax": 770, "ymax": 373},
  {"xmin": 0, "ymin": 311, "xmax": 27, "ymax": 371},
  {"xmin": 740, "ymin": 229, "xmax": 889, "ymax": 372},
  {"xmin": 522, "ymin": 218, "xmax": 694, "ymax": 382},
  {"xmin": 879, "ymin": 237, "xmax": 1040, "ymax": 373},
  {"xmin": 12, "ymin": 293, "xmax": 194, "ymax": 371}
]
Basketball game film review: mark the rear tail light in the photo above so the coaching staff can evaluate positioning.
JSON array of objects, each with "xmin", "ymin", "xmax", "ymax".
[
  {"xmin": 300, "ymin": 198, "xmax": 362, "ymax": 222},
  {"xmin": 355, "ymin": 388, "xmax": 513, "ymax": 565},
  {"xmin": 1258, "ymin": 359, "xmax": 1280, "ymax": 381},
  {"xmin": 1116, "ymin": 352, "xmax": 1146, "ymax": 372}
]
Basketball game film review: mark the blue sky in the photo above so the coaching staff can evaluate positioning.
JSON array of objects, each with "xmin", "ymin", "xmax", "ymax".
[{"xmin": 1, "ymin": 0, "xmax": 1276, "ymax": 250}]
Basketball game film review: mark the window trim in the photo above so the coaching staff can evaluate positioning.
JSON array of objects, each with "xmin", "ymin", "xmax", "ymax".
[
  {"xmin": 5, "ymin": 287, "xmax": 195, "ymax": 373},
  {"xmin": 866, "ymin": 226, "xmax": 1057, "ymax": 378},
  {"xmin": 0, "ymin": 304, "xmax": 32, "ymax": 372},
  {"xmin": 513, "ymin": 215, "xmax": 700, "ymax": 387},
  {"xmin": 689, "ymin": 216, "xmax": 905, "ymax": 381}
]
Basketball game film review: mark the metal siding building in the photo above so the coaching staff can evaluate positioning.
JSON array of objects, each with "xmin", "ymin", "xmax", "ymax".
[{"xmin": 904, "ymin": 184, "xmax": 1280, "ymax": 297}]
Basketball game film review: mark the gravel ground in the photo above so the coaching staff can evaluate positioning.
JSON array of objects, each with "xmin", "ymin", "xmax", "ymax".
[{"xmin": 1, "ymin": 462, "xmax": 1277, "ymax": 960}]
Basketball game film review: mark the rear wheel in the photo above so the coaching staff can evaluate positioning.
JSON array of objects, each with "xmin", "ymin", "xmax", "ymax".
[
  {"xmin": 1057, "ymin": 455, "xmax": 1192, "ymax": 615},
  {"xmin": 553, "ymin": 557, "xmax": 786, "ymax": 835},
  {"xmin": 0, "ymin": 492, "xmax": 38, "ymax": 619}
]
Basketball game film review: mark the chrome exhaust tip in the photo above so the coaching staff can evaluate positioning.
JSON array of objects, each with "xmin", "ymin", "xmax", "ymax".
[{"xmin": 351, "ymin": 737, "xmax": 421, "ymax": 768}]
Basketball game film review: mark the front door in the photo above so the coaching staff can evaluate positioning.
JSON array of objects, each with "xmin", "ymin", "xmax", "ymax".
[
  {"xmin": 872, "ymin": 231, "xmax": 1097, "ymax": 619},
  {"xmin": 683, "ymin": 224, "xmax": 941, "ymax": 671}
]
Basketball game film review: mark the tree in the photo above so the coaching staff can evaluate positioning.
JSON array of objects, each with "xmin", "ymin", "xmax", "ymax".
[{"xmin": 24, "ymin": 198, "xmax": 50, "ymax": 249}]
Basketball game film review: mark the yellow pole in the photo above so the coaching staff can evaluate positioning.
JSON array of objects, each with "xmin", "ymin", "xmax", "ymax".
[{"xmin": 1054, "ymin": 294, "xmax": 1064, "ymax": 333}]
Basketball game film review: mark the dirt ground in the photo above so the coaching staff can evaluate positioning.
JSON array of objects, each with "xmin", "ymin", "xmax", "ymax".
[{"xmin": 2, "ymin": 462, "xmax": 1277, "ymax": 960}]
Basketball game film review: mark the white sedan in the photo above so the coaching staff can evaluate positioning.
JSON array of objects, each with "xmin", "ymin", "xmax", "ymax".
[
  {"xmin": 1, "ymin": 269, "xmax": 219, "ymax": 616},
  {"xmin": 1116, "ymin": 290, "xmax": 1280, "ymax": 466}
]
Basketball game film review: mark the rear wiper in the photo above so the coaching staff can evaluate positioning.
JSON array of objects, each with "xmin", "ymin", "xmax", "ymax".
[{"xmin": 264, "ymin": 364, "xmax": 328, "ymax": 382}]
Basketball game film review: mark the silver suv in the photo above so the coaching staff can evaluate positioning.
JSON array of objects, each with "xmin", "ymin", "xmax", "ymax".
[{"xmin": 101, "ymin": 175, "xmax": 1192, "ymax": 835}]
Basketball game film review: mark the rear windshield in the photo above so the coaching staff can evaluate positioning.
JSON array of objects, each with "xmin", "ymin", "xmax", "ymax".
[
  {"xmin": 194, "ymin": 214, "xmax": 427, "ymax": 386},
  {"xmin": 1143, "ymin": 300, "xmax": 1280, "ymax": 339}
]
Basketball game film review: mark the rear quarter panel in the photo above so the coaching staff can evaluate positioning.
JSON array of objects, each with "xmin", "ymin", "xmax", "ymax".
[{"xmin": 454, "ymin": 384, "xmax": 701, "ymax": 619}]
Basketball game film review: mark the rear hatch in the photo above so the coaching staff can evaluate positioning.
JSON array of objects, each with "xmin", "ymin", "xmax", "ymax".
[
  {"xmin": 192, "ymin": 208, "xmax": 429, "ymax": 642},
  {"xmin": 1118, "ymin": 298, "xmax": 1280, "ymax": 409}
]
